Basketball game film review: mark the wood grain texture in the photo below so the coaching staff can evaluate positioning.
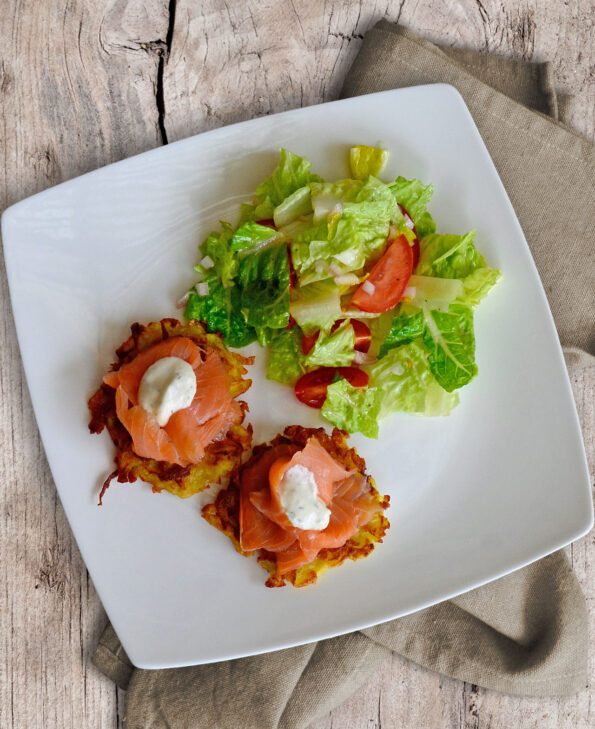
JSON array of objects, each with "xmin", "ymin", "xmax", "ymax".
[
  {"xmin": 0, "ymin": 2, "xmax": 168, "ymax": 728},
  {"xmin": 1, "ymin": 1, "xmax": 593, "ymax": 728}
]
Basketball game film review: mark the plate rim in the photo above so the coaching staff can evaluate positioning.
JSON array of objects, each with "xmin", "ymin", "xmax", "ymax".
[{"xmin": 2, "ymin": 83, "xmax": 592, "ymax": 668}]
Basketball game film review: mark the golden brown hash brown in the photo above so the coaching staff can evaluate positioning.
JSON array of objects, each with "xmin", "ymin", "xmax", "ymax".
[
  {"xmin": 88, "ymin": 319, "xmax": 253, "ymax": 503},
  {"xmin": 202, "ymin": 425, "xmax": 390, "ymax": 588}
]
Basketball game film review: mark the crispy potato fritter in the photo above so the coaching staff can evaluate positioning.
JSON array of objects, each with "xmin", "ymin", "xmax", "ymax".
[
  {"xmin": 89, "ymin": 319, "xmax": 253, "ymax": 502},
  {"xmin": 202, "ymin": 425, "xmax": 390, "ymax": 587}
]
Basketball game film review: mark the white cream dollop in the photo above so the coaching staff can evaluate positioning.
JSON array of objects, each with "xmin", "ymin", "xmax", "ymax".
[
  {"xmin": 278, "ymin": 464, "xmax": 331, "ymax": 531},
  {"xmin": 138, "ymin": 356, "xmax": 197, "ymax": 427}
]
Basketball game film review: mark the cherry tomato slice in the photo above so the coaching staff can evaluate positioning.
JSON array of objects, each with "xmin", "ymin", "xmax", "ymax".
[
  {"xmin": 398, "ymin": 204, "xmax": 420, "ymax": 269},
  {"xmin": 350, "ymin": 319, "xmax": 371, "ymax": 353},
  {"xmin": 255, "ymin": 218, "xmax": 277, "ymax": 229},
  {"xmin": 337, "ymin": 366, "xmax": 369, "ymax": 388},
  {"xmin": 301, "ymin": 331, "xmax": 319, "ymax": 355},
  {"xmin": 294, "ymin": 366, "xmax": 369, "ymax": 409},
  {"xmin": 301, "ymin": 319, "xmax": 371, "ymax": 356},
  {"xmin": 294, "ymin": 367, "xmax": 336, "ymax": 408},
  {"xmin": 351, "ymin": 234, "xmax": 413, "ymax": 313}
]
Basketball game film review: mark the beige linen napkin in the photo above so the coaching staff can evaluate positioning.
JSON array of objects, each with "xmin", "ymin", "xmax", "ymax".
[{"xmin": 94, "ymin": 22, "xmax": 594, "ymax": 729}]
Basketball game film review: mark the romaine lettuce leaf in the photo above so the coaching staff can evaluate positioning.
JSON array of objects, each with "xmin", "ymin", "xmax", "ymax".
[
  {"xmin": 200, "ymin": 222, "xmax": 237, "ymax": 287},
  {"xmin": 311, "ymin": 179, "xmax": 363, "ymax": 222},
  {"xmin": 266, "ymin": 327, "xmax": 305, "ymax": 385},
  {"xmin": 389, "ymin": 176, "xmax": 436, "ymax": 238},
  {"xmin": 254, "ymin": 149, "xmax": 322, "ymax": 219},
  {"xmin": 231, "ymin": 221, "xmax": 282, "ymax": 252},
  {"xmin": 349, "ymin": 145, "xmax": 389, "ymax": 179},
  {"xmin": 321, "ymin": 379, "xmax": 381, "ymax": 438},
  {"xmin": 273, "ymin": 186, "xmax": 312, "ymax": 227},
  {"xmin": 422, "ymin": 304, "xmax": 477, "ymax": 391},
  {"xmin": 367, "ymin": 339, "xmax": 459, "ymax": 416},
  {"xmin": 459, "ymin": 267, "xmax": 502, "ymax": 307},
  {"xmin": 408, "ymin": 274, "xmax": 464, "ymax": 312},
  {"xmin": 417, "ymin": 231, "xmax": 485, "ymax": 279},
  {"xmin": 378, "ymin": 305, "xmax": 425, "ymax": 357},
  {"xmin": 305, "ymin": 320, "xmax": 355, "ymax": 368},
  {"xmin": 237, "ymin": 203, "xmax": 257, "ymax": 226},
  {"xmin": 289, "ymin": 279, "xmax": 342, "ymax": 334},
  {"xmin": 184, "ymin": 273, "xmax": 256, "ymax": 348},
  {"xmin": 237, "ymin": 242, "xmax": 290, "ymax": 332}
]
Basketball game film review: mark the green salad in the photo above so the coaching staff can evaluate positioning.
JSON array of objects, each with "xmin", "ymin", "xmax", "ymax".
[{"xmin": 183, "ymin": 146, "xmax": 500, "ymax": 438}]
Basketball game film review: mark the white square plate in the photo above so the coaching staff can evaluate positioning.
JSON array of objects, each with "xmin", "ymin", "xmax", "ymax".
[{"xmin": 3, "ymin": 85, "xmax": 592, "ymax": 669}]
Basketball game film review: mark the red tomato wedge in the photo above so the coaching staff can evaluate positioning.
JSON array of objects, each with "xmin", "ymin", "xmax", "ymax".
[
  {"xmin": 301, "ymin": 319, "xmax": 371, "ymax": 356},
  {"xmin": 294, "ymin": 366, "xmax": 369, "ymax": 409},
  {"xmin": 398, "ymin": 204, "xmax": 420, "ymax": 269},
  {"xmin": 351, "ymin": 234, "xmax": 413, "ymax": 313}
]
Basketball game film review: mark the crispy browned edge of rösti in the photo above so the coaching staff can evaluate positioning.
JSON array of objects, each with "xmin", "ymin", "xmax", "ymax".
[
  {"xmin": 202, "ymin": 425, "xmax": 390, "ymax": 588},
  {"xmin": 88, "ymin": 318, "xmax": 253, "ymax": 503}
]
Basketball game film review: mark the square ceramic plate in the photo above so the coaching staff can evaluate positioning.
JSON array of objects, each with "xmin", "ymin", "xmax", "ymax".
[{"xmin": 3, "ymin": 85, "xmax": 592, "ymax": 669}]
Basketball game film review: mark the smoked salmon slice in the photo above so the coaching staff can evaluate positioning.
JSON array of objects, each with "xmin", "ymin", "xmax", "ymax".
[
  {"xmin": 202, "ymin": 425, "xmax": 390, "ymax": 588},
  {"xmin": 240, "ymin": 435, "xmax": 384, "ymax": 575},
  {"xmin": 105, "ymin": 338, "xmax": 239, "ymax": 466},
  {"xmin": 89, "ymin": 319, "xmax": 253, "ymax": 501}
]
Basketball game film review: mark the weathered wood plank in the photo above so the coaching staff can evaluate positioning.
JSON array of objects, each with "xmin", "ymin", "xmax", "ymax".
[
  {"xmin": 164, "ymin": 0, "xmax": 594, "ymax": 143},
  {"xmin": 0, "ymin": 2, "xmax": 168, "ymax": 729}
]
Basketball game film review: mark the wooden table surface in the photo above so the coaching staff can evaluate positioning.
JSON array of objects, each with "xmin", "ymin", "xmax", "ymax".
[{"xmin": 1, "ymin": 2, "xmax": 593, "ymax": 728}]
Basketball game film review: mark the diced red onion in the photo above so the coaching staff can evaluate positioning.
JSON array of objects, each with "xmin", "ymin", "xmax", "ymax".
[
  {"xmin": 200, "ymin": 255, "xmax": 214, "ymax": 269},
  {"xmin": 176, "ymin": 292, "xmax": 190, "ymax": 309},
  {"xmin": 405, "ymin": 217, "xmax": 415, "ymax": 229},
  {"xmin": 362, "ymin": 280, "xmax": 376, "ymax": 295},
  {"xmin": 196, "ymin": 282, "xmax": 209, "ymax": 297},
  {"xmin": 334, "ymin": 273, "xmax": 360, "ymax": 286},
  {"xmin": 353, "ymin": 350, "xmax": 375, "ymax": 365}
]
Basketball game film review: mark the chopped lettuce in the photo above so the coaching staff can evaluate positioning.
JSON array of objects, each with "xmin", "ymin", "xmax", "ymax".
[
  {"xmin": 200, "ymin": 223, "xmax": 237, "ymax": 287},
  {"xmin": 459, "ymin": 267, "xmax": 502, "ymax": 307},
  {"xmin": 321, "ymin": 380, "xmax": 381, "ymax": 439},
  {"xmin": 408, "ymin": 274, "xmax": 464, "ymax": 312},
  {"xmin": 231, "ymin": 221, "xmax": 282, "ymax": 252},
  {"xmin": 349, "ymin": 145, "xmax": 389, "ymax": 179},
  {"xmin": 266, "ymin": 327, "xmax": 305, "ymax": 385},
  {"xmin": 378, "ymin": 305, "xmax": 425, "ymax": 357},
  {"xmin": 184, "ymin": 273, "xmax": 256, "ymax": 348},
  {"xmin": 254, "ymin": 149, "xmax": 322, "ymax": 219},
  {"xmin": 422, "ymin": 304, "xmax": 477, "ymax": 392},
  {"xmin": 305, "ymin": 320, "xmax": 355, "ymax": 368},
  {"xmin": 237, "ymin": 242, "xmax": 290, "ymax": 335},
  {"xmin": 289, "ymin": 279, "xmax": 342, "ymax": 334},
  {"xmin": 389, "ymin": 176, "xmax": 436, "ymax": 238},
  {"xmin": 311, "ymin": 179, "xmax": 363, "ymax": 222},
  {"xmin": 417, "ymin": 231, "xmax": 484, "ymax": 279},
  {"xmin": 368, "ymin": 340, "xmax": 459, "ymax": 416},
  {"xmin": 237, "ymin": 203, "xmax": 257, "ymax": 226},
  {"xmin": 273, "ymin": 186, "xmax": 312, "ymax": 227}
]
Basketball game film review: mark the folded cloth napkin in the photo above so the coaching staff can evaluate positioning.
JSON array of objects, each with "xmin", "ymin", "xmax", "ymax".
[{"xmin": 94, "ymin": 22, "xmax": 594, "ymax": 729}]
